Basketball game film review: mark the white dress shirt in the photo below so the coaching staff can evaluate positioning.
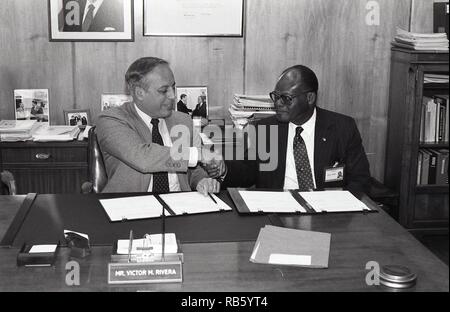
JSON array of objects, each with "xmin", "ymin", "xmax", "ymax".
[
  {"xmin": 82, "ymin": 0, "xmax": 104, "ymax": 23},
  {"xmin": 283, "ymin": 108, "xmax": 317, "ymax": 190},
  {"xmin": 134, "ymin": 104, "xmax": 198, "ymax": 192}
]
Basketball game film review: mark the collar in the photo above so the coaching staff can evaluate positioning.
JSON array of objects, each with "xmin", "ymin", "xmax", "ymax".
[
  {"xmin": 134, "ymin": 103, "xmax": 161, "ymax": 125},
  {"xmin": 289, "ymin": 107, "xmax": 316, "ymax": 135}
]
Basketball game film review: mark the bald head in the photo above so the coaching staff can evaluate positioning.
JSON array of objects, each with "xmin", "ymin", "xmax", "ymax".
[
  {"xmin": 273, "ymin": 65, "xmax": 318, "ymax": 125},
  {"xmin": 277, "ymin": 65, "xmax": 319, "ymax": 94}
]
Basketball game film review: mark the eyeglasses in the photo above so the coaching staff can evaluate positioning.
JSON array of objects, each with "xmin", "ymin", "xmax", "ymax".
[{"xmin": 269, "ymin": 90, "xmax": 312, "ymax": 104}]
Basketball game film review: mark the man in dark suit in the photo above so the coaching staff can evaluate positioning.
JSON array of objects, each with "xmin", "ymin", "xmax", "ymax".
[
  {"xmin": 192, "ymin": 90, "xmax": 207, "ymax": 118},
  {"xmin": 176, "ymin": 94, "xmax": 192, "ymax": 115},
  {"xmin": 204, "ymin": 65, "xmax": 371, "ymax": 194},
  {"xmin": 60, "ymin": 0, "xmax": 124, "ymax": 32}
]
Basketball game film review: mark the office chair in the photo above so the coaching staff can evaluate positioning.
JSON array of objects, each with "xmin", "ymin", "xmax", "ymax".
[
  {"xmin": 0, "ymin": 170, "xmax": 17, "ymax": 195},
  {"xmin": 81, "ymin": 127, "xmax": 108, "ymax": 193}
]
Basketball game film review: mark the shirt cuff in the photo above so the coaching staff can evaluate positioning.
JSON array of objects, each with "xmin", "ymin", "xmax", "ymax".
[{"xmin": 188, "ymin": 147, "xmax": 199, "ymax": 167}]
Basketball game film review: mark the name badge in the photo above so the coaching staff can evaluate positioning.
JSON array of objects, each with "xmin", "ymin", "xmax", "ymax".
[{"xmin": 324, "ymin": 166, "xmax": 345, "ymax": 183}]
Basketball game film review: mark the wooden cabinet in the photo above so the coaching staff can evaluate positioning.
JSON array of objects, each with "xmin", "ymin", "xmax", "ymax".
[
  {"xmin": 385, "ymin": 48, "xmax": 449, "ymax": 230},
  {"xmin": 0, "ymin": 141, "xmax": 88, "ymax": 194}
]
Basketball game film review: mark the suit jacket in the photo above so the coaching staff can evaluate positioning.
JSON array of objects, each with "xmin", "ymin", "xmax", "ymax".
[
  {"xmin": 192, "ymin": 103, "xmax": 207, "ymax": 118},
  {"xmin": 177, "ymin": 101, "xmax": 192, "ymax": 115},
  {"xmin": 61, "ymin": 0, "xmax": 124, "ymax": 32},
  {"xmin": 96, "ymin": 102, "xmax": 208, "ymax": 193},
  {"xmin": 223, "ymin": 107, "xmax": 371, "ymax": 194}
]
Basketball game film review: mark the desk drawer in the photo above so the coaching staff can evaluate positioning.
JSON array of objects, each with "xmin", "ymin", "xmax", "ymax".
[{"xmin": 1, "ymin": 146, "xmax": 87, "ymax": 164}]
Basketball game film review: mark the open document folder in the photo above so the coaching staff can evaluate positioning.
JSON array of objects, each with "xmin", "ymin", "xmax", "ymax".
[
  {"xmin": 99, "ymin": 192, "xmax": 232, "ymax": 222},
  {"xmin": 228, "ymin": 189, "xmax": 373, "ymax": 214},
  {"xmin": 250, "ymin": 225, "xmax": 331, "ymax": 268}
]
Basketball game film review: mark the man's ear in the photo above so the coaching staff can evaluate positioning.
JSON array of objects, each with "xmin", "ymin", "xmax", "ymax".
[
  {"xmin": 135, "ymin": 87, "xmax": 146, "ymax": 101},
  {"xmin": 306, "ymin": 92, "xmax": 317, "ymax": 105}
]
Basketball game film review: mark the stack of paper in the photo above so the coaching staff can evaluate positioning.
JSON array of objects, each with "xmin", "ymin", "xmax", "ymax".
[
  {"xmin": 117, "ymin": 233, "xmax": 178, "ymax": 255},
  {"xmin": 159, "ymin": 192, "xmax": 231, "ymax": 215},
  {"xmin": 424, "ymin": 74, "xmax": 449, "ymax": 84},
  {"xmin": 299, "ymin": 190, "xmax": 370, "ymax": 212},
  {"xmin": 250, "ymin": 225, "xmax": 331, "ymax": 268},
  {"xmin": 32, "ymin": 125, "xmax": 80, "ymax": 142},
  {"xmin": 229, "ymin": 94, "xmax": 276, "ymax": 129},
  {"xmin": 392, "ymin": 28, "xmax": 449, "ymax": 51},
  {"xmin": 0, "ymin": 119, "xmax": 39, "ymax": 141}
]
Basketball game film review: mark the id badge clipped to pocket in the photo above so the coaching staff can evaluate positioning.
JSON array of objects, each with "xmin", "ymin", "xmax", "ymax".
[{"xmin": 323, "ymin": 162, "xmax": 345, "ymax": 188}]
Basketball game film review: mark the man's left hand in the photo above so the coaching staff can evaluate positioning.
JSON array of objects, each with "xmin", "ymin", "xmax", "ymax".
[{"xmin": 196, "ymin": 178, "xmax": 220, "ymax": 195}]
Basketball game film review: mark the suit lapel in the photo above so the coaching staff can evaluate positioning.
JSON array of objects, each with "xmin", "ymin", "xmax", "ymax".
[{"xmin": 313, "ymin": 108, "xmax": 334, "ymax": 189}]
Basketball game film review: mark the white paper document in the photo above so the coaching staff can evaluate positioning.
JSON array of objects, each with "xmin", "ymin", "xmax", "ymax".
[
  {"xmin": 299, "ymin": 190, "xmax": 370, "ymax": 212},
  {"xmin": 29, "ymin": 244, "xmax": 57, "ymax": 253},
  {"xmin": 159, "ymin": 192, "xmax": 232, "ymax": 215},
  {"xmin": 99, "ymin": 195, "xmax": 168, "ymax": 221},
  {"xmin": 238, "ymin": 191, "xmax": 306, "ymax": 213},
  {"xmin": 117, "ymin": 233, "xmax": 178, "ymax": 255}
]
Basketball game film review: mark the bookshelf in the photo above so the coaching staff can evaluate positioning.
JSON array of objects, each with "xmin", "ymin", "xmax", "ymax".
[{"xmin": 385, "ymin": 48, "xmax": 449, "ymax": 231}]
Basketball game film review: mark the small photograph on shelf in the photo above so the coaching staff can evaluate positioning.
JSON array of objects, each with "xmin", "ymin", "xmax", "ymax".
[
  {"xmin": 14, "ymin": 89, "xmax": 50, "ymax": 124},
  {"xmin": 176, "ymin": 86, "xmax": 208, "ymax": 118},
  {"xmin": 101, "ymin": 93, "xmax": 132, "ymax": 111},
  {"xmin": 64, "ymin": 109, "xmax": 91, "ymax": 128}
]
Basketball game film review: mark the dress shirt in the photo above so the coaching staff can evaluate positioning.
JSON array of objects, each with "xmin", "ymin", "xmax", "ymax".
[
  {"xmin": 283, "ymin": 108, "xmax": 317, "ymax": 189},
  {"xmin": 134, "ymin": 104, "xmax": 199, "ymax": 192}
]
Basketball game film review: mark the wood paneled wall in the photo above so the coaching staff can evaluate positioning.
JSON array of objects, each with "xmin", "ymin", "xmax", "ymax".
[{"xmin": 0, "ymin": 0, "xmax": 439, "ymax": 181}]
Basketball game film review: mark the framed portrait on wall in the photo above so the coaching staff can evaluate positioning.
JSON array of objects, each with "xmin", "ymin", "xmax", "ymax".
[
  {"xmin": 144, "ymin": 0, "xmax": 244, "ymax": 37},
  {"xmin": 101, "ymin": 93, "xmax": 132, "ymax": 111},
  {"xmin": 176, "ymin": 86, "xmax": 208, "ymax": 118},
  {"xmin": 48, "ymin": 0, "xmax": 134, "ymax": 41},
  {"xmin": 14, "ymin": 89, "xmax": 50, "ymax": 125},
  {"xmin": 64, "ymin": 109, "xmax": 91, "ymax": 127}
]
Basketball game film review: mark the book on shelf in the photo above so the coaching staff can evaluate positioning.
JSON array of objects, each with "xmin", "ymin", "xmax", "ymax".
[
  {"xmin": 435, "ymin": 95, "xmax": 449, "ymax": 142},
  {"xmin": 420, "ymin": 149, "xmax": 431, "ymax": 185},
  {"xmin": 417, "ymin": 151, "xmax": 423, "ymax": 185},
  {"xmin": 420, "ymin": 96, "xmax": 448, "ymax": 143},
  {"xmin": 435, "ymin": 149, "xmax": 449, "ymax": 185},
  {"xmin": 424, "ymin": 74, "xmax": 449, "ymax": 84}
]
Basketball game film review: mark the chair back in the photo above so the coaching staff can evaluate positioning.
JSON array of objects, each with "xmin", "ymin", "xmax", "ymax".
[
  {"xmin": 0, "ymin": 170, "xmax": 17, "ymax": 195},
  {"xmin": 87, "ymin": 127, "xmax": 107, "ymax": 193}
]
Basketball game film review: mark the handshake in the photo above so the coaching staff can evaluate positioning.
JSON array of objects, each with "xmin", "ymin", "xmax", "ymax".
[{"xmin": 195, "ymin": 147, "xmax": 227, "ymax": 196}]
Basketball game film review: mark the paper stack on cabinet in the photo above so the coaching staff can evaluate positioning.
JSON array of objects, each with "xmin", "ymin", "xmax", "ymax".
[
  {"xmin": 392, "ymin": 27, "xmax": 449, "ymax": 51},
  {"xmin": 0, "ymin": 119, "xmax": 39, "ymax": 141},
  {"xmin": 32, "ymin": 125, "xmax": 80, "ymax": 142},
  {"xmin": 250, "ymin": 225, "xmax": 331, "ymax": 268}
]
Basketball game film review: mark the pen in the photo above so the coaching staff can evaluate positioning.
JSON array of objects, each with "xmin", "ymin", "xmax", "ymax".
[
  {"xmin": 128, "ymin": 230, "xmax": 133, "ymax": 263},
  {"xmin": 333, "ymin": 161, "xmax": 339, "ymax": 168},
  {"xmin": 208, "ymin": 193, "xmax": 218, "ymax": 205},
  {"xmin": 161, "ymin": 205, "xmax": 165, "ymax": 261}
]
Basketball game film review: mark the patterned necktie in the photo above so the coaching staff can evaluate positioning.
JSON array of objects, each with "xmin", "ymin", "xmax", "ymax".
[
  {"xmin": 293, "ymin": 127, "xmax": 315, "ymax": 191},
  {"xmin": 82, "ymin": 4, "xmax": 95, "ymax": 32},
  {"xmin": 151, "ymin": 119, "xmax": 169, "ymax": 193}
]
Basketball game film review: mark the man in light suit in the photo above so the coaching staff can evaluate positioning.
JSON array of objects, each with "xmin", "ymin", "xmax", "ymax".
[
  {"xmin": 96, "ymin": 57, "xmax": 219, "ymax": 194},
  {"xmin": 60, "ymin": 0, "xmax": 124, "ymax": 32},
  {"xmin": 205, "ymin": 65, "xmax": 371, "ymax": 195}
]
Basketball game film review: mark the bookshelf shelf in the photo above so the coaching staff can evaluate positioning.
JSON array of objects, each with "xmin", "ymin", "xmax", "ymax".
[
  {"xmin": 419, "ymin": 142, "xmax": 449, "ymax": 149},
  {"xmin": 416, "ymin": 185, "xmax": 449, "ymax": 194},
  {"xmin": 385, "ymin": 49, "xmax": 449, "ymax": 230}
]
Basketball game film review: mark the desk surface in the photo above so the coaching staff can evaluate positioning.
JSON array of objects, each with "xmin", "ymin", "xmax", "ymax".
[{"xmin": 0, "ymin": 194, "xmax": 448, "ymax": 292}]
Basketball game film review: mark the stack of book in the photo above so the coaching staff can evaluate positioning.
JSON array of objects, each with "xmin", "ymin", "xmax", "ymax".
[
  {"xmin": 0, "ymin": 120, "xmax": 39, "ymax": 142},
  {"xmin": 392, "ymin": 28, "xmax": 449, "ymax": 51},
  {"xmin": 229, "ymin": 94, "xmax": 275, "ymax": 129},
  {"xmin": 417, "ymin": 149, "xmax": 449, "ymax": 185},
  {"xmin": 420, "ymin": 95, "xmax": 449, "ymax": 143}
]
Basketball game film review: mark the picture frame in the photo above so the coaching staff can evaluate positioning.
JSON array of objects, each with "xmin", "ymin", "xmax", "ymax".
[
  {"xmin": 176, "ymin": 86, "xmax": 208, "ymax": 118},
  {"xmin": 101, "ymin": 93, "xmax": 132, "ymax": 111},
  {"xmin": 64, "ymin": 109, "xmax": 91, "ymax": 127},
  {"xmin": 144, "ymin": 0, "xmax": 244, "ymax": 37},
  {"xmin": 14, "ymin": 89, "xmax": 50, "ymax": 124},
  {"xmin": 48, "ymin": 0, "xmax": 134, "ymax": 41}
]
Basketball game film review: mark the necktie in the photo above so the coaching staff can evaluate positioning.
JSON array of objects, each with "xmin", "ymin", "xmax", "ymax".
[
  {"xmin": 293, "ymin": 127, "xmax": 315, "ymax": 191},
  {"xmin": 150, "ymin": 119, "xmax": 169, "ymax": 193},
  {"xmin": 82, "ymin": 4, "xmax": 95, "ymax": 32}
]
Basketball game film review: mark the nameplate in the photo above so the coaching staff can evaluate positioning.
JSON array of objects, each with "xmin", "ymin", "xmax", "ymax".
[{"xmin": 108, "ymin": 261, "xmax": 183, "ymax": 284}]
